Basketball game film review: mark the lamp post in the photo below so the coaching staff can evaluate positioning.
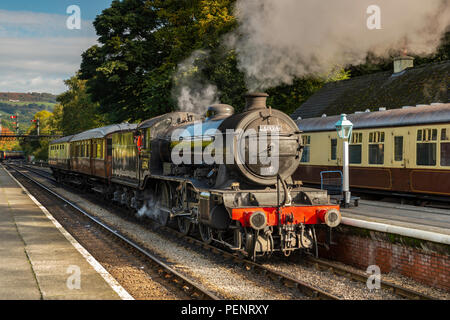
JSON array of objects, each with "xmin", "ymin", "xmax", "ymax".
[{"xmin": 335, "ymin": 114, "xmax": 353, "ymax": 208}]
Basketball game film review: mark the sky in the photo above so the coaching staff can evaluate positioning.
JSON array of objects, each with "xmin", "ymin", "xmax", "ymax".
[{"xmin": 0, "ymin": 1, "xmax": 113, "ymax": 95}]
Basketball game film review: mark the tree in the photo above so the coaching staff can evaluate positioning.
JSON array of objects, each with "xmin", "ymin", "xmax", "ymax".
[
  {"xmin": 19, "ymin": 110, "xmax": 55, "ymax": 161},
  {"xmin": 56, "ymin": 76, "xmax": 106, "ymax": 135},
  {"xmin": 79, "ymin": 0, "xmax": 236, "ymax": 122}
]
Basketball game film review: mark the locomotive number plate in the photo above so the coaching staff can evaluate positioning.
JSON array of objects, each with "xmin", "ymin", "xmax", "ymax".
[{"xmin": 259, "ymin": 125, "xmax": 281, "ymax": 132}]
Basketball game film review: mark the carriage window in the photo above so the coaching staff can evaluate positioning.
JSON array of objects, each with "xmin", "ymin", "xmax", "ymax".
[
  {"xmin": 394, "ymin": 136, "xmax": 403, "ymax": 161},
  {"xmin": 441, "ymin": 143, "xmax": 450, "ymax": 166},
  {"xmin": 97, "ymin": 143, "xmax": 102, "ymax": 159},
  {"xmin": 351, "ymin": 132, "xmax": 363, "ymax": 144},
  {"xmin": 369, "ymin": 144, "xmax": 384, "ymax": 164},
  {"xmin": 369, "ymin": 131, "xmax": 384, "ymax": 143},
  {"xmin": 442, "ymin": 129, "xmax": 449, "ymax": 141},
  {"xmin": 330, "ymin": 139, "xmax": 337, "ymax": 160},
  {"xmin": 417, "ymin": 143, "xmax": 436, "ymax": 166},
  {"xmin": 349, "ymin": 145, "xmax": 362, "ymax": 164},
  {"xmin": 349, "ymin": 132, "xmax": 362, "ymax": 164},
  {"xmin": 301, "ymin": 135, "xmax": 310, "ymax": 163},
  {"xmin": 417, "ymin": 128, "xmax": 437, "ymax": 142},
  {"xmin": 368, "ymin": 131, "xmax": 384, "ymax": 164},
  {"xmin": 417, "ymin": 128, "xmax": 437, "ymax": 166},
  {"xmin": 107, "ymin": 139, "xmax": 112, "ymax": 157}
]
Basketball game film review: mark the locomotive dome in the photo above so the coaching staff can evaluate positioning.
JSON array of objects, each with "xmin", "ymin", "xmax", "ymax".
[{"xmin": 205, "ymin": 104, "xmax": 234, "ymax": 120}]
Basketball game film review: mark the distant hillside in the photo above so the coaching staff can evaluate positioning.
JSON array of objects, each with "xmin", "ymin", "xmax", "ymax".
[
  {"xmin": 0, "ymin": 99, "xmax": 56, "ymax": 133},
  {"xmin": 0, "ymin": 92, "xmax": 56, "ymax": 103}
]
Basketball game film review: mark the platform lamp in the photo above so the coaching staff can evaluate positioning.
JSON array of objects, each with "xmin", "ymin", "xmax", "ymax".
[{"xmin": 335, "ymin": 114, "xmax": 353, "ymax": 208}]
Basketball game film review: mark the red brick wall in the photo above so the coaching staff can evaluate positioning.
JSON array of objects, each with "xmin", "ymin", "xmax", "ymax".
[{"xmin": 317, "ymin": 228, "xmax": 450, "ymax": 292}]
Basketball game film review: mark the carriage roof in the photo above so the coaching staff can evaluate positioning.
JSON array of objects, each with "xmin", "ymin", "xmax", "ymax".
[
  {"xmin": 69, "ymin": 123, "xmax": 137, "ymax": 142},
  {"xmin": 296, "ymin": 103, "xmax": 450, "ymax": 132}
]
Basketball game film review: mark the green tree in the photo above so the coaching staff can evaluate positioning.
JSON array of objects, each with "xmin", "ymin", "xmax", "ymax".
[
  {"xmin": 79, "ymin": 0, "xmax": 236, "ymax": 122},
  {"xmin": 56, "ymin": 76, "xmax": 106, "ymax": 135},
  {"xmin": 19, "ymin": 110, "xmax": 55, "ymax": 160}
]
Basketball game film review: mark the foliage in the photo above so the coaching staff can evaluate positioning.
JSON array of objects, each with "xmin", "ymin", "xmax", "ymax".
[
  {"xmin": 56, "ymin": 76, "xmax": 106, "ymax": 136},
  {"xmin": 0, "ymin": 92, "xmax": 56, "ymax": 103},
  {"xmin": 0, "ymin": 124, "xmax": 20, "ymax": 151},
  {"xmin": 79, "ymin": 0, "xmax": 237, "ymax": 122},
  {"xmin": 0, "ymin": 101, "xmax": 55, "ymax": 133},
  {"xmin": 19, "ymin": 110, "xmax": 55, "ymax": 160}
]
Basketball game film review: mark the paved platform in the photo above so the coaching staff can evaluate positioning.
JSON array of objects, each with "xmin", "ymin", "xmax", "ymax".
[
  {"xmin": 0, "ymin": 165, "xmax": 124, "ymax": 300},
  {"xmin": 341, "ymin": 199, "xmax": 450, "ymax": 236}
]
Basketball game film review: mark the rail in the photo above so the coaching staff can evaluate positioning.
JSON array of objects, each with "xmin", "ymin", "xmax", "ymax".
[{"xmin": 5, "ymin": 163, "xmax": 219, "ymax": 300}]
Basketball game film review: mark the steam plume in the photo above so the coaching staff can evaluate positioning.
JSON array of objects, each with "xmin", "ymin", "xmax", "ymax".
[
  {"xmin": 173, "ymin": 50, "xmax": 219, "ymax": 114},
  {"xmin": 229, "ymin": 0, "xmax": 450, "ymax": 90}
]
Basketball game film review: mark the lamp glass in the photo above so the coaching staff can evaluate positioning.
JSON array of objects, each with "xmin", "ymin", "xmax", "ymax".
[{"xmin": 335, "ymin": 114, "xmax": 353, "ymax": 140}]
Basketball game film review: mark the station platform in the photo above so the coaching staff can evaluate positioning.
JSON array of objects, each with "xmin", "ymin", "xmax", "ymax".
[
  {"xmin": 0, "ymin": 165, "xmax": 126, "ymax": 300},
  {"xmin": 341, "ymin": 199, "xmax": 450, "ymax": 242}
]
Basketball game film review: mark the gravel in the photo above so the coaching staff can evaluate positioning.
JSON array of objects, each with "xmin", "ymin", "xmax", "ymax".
[
  {"xmin": 23, "ymin": 165, "xmax": 449, "ymax": 300},
  {"xmin": 25, "ymin": 169, "xmax": 302, "ymax": 300}
]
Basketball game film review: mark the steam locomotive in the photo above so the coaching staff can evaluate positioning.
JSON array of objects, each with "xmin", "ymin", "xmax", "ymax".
[{"xmin": 49, "ymin": 93, "xmax": 341, "ymax": 259}]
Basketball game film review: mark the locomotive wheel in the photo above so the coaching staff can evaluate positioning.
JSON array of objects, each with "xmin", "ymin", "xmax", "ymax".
[
  {"xmin": 199, "ymin": 223, "xmax": 213, "ymax": 244},
  {"xmin": 177, "ymin": 217, "xmax": 192, "ymax": 235},
  {"xmin": 157, "ymin": 182, "xmax": 171, "ymax": 226}
]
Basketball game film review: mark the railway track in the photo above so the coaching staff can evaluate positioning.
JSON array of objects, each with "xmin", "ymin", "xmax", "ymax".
[
  {"xmin": 14, "ymin": 163, "xmax": 340, "ymax": 300},
  {"xmin": 5, "ymin": 163, "xmax": 219, "ymax": 300},
  {"xmin": 161, "ymin": 226, "xmax": 436, "ymax": 300},
  {"xmin": 13, "ymin": 162, "xmax": 439, "ymax": 300}
]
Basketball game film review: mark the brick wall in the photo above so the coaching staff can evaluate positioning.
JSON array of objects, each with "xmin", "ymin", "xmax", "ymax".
[{"xmin": 317, "ymin": 227, "xmax": 450, "ymax": 292}]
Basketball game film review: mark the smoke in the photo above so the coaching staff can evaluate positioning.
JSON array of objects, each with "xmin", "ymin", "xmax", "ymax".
[
  {"xmin": 228, "ymin": 0, "xmax": 450, "ymax": 90},
  {"xmin": 136, "ymin": 195, "xmax": 168, "ymax": 226},
  {"xmin": 173, "ymin": 50, "xmax": 220, "ymax": 114}
]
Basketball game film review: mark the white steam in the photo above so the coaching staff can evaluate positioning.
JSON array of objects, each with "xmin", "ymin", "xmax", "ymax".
[
  {"xmin": 229, "ymin": 0, "xmax": 450, "ymax": 90},
  {"xmin": 173, "ymin": 50, "xmax": 219, "ymax": 114}
]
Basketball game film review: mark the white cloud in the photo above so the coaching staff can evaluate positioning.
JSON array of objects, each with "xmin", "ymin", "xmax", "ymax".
[
  {"xmin": 0, "ymin": 10, "xmax": 98, "ymax": 94},
  {"xmin": 0, "ymin": 75, "xmax": 66, "ymax": 94},
  {"xmin": 0, "ymin": 9, "xmax": 96, "ymax": 37}
]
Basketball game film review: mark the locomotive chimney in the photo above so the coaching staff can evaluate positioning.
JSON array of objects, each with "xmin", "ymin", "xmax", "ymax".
[{"xmin": 245, "ymin": 92, "xmax": 269, "ymax": 111}]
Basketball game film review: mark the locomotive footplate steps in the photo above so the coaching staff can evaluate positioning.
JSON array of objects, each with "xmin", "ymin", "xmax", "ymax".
[{"xmin": 0, "ymin": 165, "xmax": 129, "ymax": 300}]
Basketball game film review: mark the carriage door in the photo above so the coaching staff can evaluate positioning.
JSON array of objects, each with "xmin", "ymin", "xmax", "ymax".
[
  {"xmin": 393, "ymin": 135, "xmax": 405, "ymax": 168},
  {"xmin": 106, "ymin": 138, "xmax": 113, "ymax": 180},
  {"xmin": 330, "ymin": 137, "xmax": 338, "ymax": 168}
]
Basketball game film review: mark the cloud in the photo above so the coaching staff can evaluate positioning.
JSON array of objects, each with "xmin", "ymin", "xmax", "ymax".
[
  {"xmin": 0, "ymin": 9, "xmax": 96, "ymax": 37},
  {"xmin": 0, "ymin": 10, "xmax": 98, "ymax": 94},
  {"xmin": 0, "ymin": 75, "xmax": 66, "ymax": 94}
]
